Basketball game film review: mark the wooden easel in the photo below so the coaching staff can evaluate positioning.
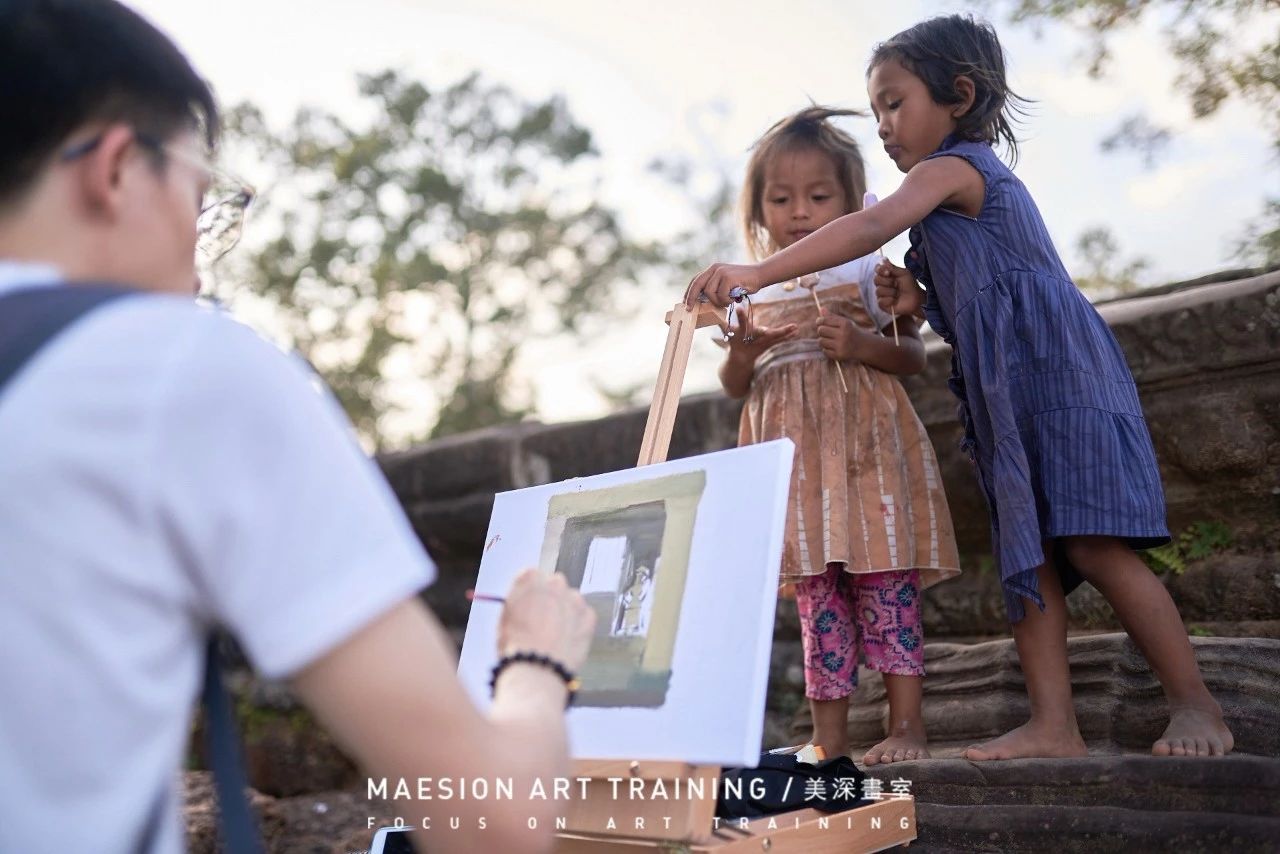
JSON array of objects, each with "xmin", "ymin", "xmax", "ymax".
[{"xmin": 552, "ymin": 302, "xmax": 917, "ymax": 852}]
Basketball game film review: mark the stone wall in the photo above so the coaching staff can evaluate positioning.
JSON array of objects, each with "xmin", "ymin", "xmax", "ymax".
[{"xmin": 382, "ymin": 267, "xmax": 1280, "ymax": 640}]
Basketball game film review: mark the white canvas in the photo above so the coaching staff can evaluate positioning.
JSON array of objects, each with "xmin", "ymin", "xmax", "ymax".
[{"xmin": 456, "ymin": 439, "xmax": 795, "ymax": 767}]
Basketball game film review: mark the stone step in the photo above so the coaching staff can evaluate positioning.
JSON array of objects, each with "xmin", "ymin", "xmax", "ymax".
[
  {"xmin": 789, "ymin": 634, "xmax": 1280, "ymax": 852},
  {"xmin": 864, "ymin": 754, "xmax": 1280, "ymax": 815},
  {"xmin": 907, "ymin": 802, "xmax": 1280, "ymax": 853},
  {"xmin": 788, "ymin": 633, "xmax": 1280, "ymax": 757},
  {"xmin": 853, "ymin": 726, "xmax": 1280, "ymax": 851}
]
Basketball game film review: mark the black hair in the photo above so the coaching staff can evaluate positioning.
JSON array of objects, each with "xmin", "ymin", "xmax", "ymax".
[
  {"xmin": 741, "ymin": 106, "xmax": 868, "ymax": 261},
  {"xmin": 0, "ymin": 0, "xmax": 219, "ymax": 207},
  {"xmin": 869, "ymin": 14, "xmax": 1031, "ymax": 164}
]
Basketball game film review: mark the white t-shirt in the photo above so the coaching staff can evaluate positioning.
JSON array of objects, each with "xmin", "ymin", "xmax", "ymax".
[
  {"xmin": 750, "ymin": 255, "xmax": 892, "ymax": 328},
  {"xmin": 0, "ymin": 268, "xmax": 436, "ymax": 853}
]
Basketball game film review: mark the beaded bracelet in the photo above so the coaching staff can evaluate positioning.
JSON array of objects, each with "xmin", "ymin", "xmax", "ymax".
[{"xmin": 489, "ymin": 651, "xmax": 580, "ymax": 708}]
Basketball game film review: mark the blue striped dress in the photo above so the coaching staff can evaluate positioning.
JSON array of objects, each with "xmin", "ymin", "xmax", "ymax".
[{"xmin": 904, "ymin": 134, "xmax": 1170, "ymax": 622}]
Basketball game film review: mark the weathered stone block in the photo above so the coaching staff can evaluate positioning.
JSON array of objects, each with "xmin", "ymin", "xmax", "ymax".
[{"xmin": 790, "ymin": 633, "xmax": 1280, "ymax": 757}]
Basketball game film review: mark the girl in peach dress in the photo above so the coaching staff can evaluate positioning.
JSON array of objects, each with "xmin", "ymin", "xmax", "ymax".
[{"xmin": 719, "ymin": 107, "xmax": 959, "ymax": 765}]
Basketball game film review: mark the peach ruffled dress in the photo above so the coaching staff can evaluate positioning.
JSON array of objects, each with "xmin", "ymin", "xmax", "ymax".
[{"xmin": 737, "ymin": 255, "xmax": 960, "ymax": 592}]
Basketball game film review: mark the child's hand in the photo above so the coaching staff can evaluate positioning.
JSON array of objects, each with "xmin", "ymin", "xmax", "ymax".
[
  {"xmin": 722, "ymin": 318, "xmax": 798, "ymax": 363},
  {"xmin": 685, "ymin": 262, "xmax": 765, "ymax": 309},
  {"xmin": 816, "ymin": 309, "xmax": 871, "ymax": 362},
  {"xmin": 874, "ymin": 260, "xmax": 925, "ymax": 319}
]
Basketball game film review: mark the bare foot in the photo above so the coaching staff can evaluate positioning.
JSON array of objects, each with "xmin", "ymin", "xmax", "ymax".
[
  {"xmin": 964, "ymin": 721, "xmax": 1088, "ymax": 761},
  {"xmin": 1152, "ymin": 704, "xmax": 1234, "ymax": 757},
  {"xmin": 863, "ymin": 728, "xmax": 930, "ymax": 765}
]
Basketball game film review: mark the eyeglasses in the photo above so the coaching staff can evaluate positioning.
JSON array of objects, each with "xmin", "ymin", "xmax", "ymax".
[{"xmin": 60, "ymin": 131, "xmax": 255, "ymax": 267}]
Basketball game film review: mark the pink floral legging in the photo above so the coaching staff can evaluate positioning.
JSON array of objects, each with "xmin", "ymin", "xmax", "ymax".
[{"xmin": 794, "ymin": 564, "xmax": 925, "ymax": 700}]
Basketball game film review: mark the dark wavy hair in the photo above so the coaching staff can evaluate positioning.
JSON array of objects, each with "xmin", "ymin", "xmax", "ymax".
[
  {"xmin": 869, "ymin": 15, "xmax": 1031, "ymax": 164},
  {"xmin": 741, "ymin": 106, "xmax": 868, "ymax": 261},
  {"xmin": 0, "ymin": 0, "xmax": 218, "ymax": 208}
]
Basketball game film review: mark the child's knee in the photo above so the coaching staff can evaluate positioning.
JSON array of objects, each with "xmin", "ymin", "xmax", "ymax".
[{"xmin": 1061, "ymin": 535, "xmax": 1127, "ymax": 577}]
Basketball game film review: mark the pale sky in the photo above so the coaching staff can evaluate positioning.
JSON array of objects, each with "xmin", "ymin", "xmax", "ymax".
[{"xmin": 129, "ymin": 0, "xmax": 1278, "ymax": 435}]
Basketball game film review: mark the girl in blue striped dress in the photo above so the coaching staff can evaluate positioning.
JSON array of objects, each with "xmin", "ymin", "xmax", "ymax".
[{"xmin": 685, "ymin": 14, "xmax": 1233, "ymax": 760}]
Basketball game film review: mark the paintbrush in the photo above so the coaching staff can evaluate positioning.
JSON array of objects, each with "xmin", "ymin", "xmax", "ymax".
[
  {"xmin": 799, "ymin": 272, "xmax": 850, "ymax": 394},
  {"xmin": 863, "ymin": 192, "xmax": 899, "ymax": 346}
]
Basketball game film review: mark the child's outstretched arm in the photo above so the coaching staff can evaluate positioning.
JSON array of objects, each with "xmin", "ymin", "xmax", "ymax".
[{"xmin": 684, "ymin": 157, "xmax": 979, "ymax": 309}]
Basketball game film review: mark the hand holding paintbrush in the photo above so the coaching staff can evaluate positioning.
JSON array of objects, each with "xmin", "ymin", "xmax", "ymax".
[
  {"xmin": 798, "ymin": 273, "xmax": 850, "ymax": 394},
  {"xmin": 468, "ymin": 570, "xmax": 597, "ymax": 672}
]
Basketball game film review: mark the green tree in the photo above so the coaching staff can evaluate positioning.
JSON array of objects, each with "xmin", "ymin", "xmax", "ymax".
[
  {"xmin": 1073, "ymin": 225, "xmax": 1150, "ymax": 294},
  {"xmin": 214, "ymin": 71, "xmax": 649, "ymax": 449},
  {"xmin": 587, "ymin": 103, "xmax": 741, "ymax": 412},
  {"xmin": 1004, "ymin": 0, "xmax": 1280, "ymax": 265}
]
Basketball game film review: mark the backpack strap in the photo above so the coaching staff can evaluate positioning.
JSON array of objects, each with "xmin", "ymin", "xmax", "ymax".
[
  {"xmin": 201, "ymin": 637, "xmax": 266, "ymax": 854},
  {"xmin": 0, "ymin": 284, "xmax": 132, "ymax": 394},
  {"xmin": 0, "ymin": 284, "xmax": 264, "ymax": 853}
]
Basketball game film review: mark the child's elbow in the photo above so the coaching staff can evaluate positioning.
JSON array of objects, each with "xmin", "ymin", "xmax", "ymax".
[{"xmin": 900, "ymin": 344, "xmax": 928, "ymax": 376}]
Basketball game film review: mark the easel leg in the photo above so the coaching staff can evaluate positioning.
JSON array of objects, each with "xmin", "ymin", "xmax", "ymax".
[{"xmin": 637, "ymin": 303, "xmax": 700, "ymax": 467}]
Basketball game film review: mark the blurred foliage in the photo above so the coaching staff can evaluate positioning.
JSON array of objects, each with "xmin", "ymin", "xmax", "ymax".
[
  {"xmin": 586, "ymin": 103, "xmax": 742, "ymax": 413},
  {"xmin": 1005, "ymin": 0, "xmax": 1280, "ymax": 265},
  {"xmin": 1073, "ymin": 225, "xmax": 1149, "ymax": 294},
  {"xmin": 648, "ymin": 155, "xmax": 738, "ymax": 275},
  {"xmin": 1142, "ymin": 520, "xmax": 1234, "ymax": 576},
  {"xmin": 218, "ymin": 71, "xmax": 655, "ymax": 448}
]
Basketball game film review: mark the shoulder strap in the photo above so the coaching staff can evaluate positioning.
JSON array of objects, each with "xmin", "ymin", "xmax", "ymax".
[
  {"xmin": 0, "ymin": 284, "xmax": 132, "ymax": 394},
  {"xmin": 202, "ymin": 636, "xmax": 267, "ymax": 854},
  {"xmin": 0, "ymin": 284, "xmax": 264, "ymax": 853}
]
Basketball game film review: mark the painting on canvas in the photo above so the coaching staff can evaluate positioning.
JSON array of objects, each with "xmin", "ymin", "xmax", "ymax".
[
  {"xmin": 537, "ymin": 471, "xmax": 703, "ymax": 708},
  {"xmin": 456, "ymin": 439, "xmax": 794, "ymax": 766}
]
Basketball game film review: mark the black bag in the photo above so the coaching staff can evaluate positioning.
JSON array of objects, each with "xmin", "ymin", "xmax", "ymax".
[{"xmin": 716, "ymin": 752, "xmax": 868, "ymax": 820}]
